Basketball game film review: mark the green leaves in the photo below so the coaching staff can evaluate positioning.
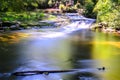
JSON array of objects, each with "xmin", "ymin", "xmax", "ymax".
[
  {"xmin": 94, "ymin": 0, "xmax": 120, "ymax": 28},
  {"xmin": 83, "ymin": 0, "xmax": 96, "ymax": 18},
  {"xmin": 31, "ymin": 2, "xmax": 38, "ymax": 8},
  {"xmin": 0, "ymin": 12, "xmax": 45, "ymax": 22},
  {"xmin": 0, "ymin": 0, "xmax": 48, "ymax": 12}
]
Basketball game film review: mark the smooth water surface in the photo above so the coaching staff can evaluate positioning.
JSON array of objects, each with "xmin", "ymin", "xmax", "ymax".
[
  {"xmin": 0, "ymin": 30, "xmax": 120, "ymax": 80},
  {"xmin": 0, "ymin": 14, "xmax": 120, "ymax": 80}
]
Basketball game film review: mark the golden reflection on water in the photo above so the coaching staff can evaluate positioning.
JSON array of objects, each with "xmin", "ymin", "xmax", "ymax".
[
  {"xmin": 0, "ymin": 32, "xmax": 30, "ymax": 44},
  {"xmin": 91, "ymin": 33, "xmax": 120, "ymax": 80},
  {"xmin": 92, "ymin": 41, "xmax": 120, "ymax": 48}
]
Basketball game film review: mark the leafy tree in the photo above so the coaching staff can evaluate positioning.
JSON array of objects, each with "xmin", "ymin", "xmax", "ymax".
[
  {"xmin": 0, "ymin": 0, "xmax": 24, "ymax": 12},
  {"xmin": 83, "ymin": 0, "xmax": 96, "ymax": 18},
  {"xmin": 94, "ymin": 0, "xmax": 120, "ymax": 29},
  {"xmin": 0, "ymin": 0, "xmax": 48, "ymax": 12}
]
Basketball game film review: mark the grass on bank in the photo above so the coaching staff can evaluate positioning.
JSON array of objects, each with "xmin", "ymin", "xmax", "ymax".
[{"xmin": 0, "ymin": 10, "xmax": 58, "ymax": 29}]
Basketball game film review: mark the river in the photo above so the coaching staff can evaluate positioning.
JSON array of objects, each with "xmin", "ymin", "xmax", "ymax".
[{"xmin": 0, "ymin": 13, "xmax": 120, "ymax": 80}]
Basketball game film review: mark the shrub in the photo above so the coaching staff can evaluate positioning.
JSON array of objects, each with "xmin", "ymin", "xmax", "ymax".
[
  {"xmin": 83, "ymin": 0, "xmax": 96, "ymax": 18},
  {"xmin": 94, "ymin": 0, "xmax": 120, "ymax": 29}
]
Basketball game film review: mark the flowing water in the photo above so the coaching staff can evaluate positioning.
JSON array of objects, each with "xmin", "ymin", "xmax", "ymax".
[{"xmin": 0, "ymin": 13, "xmax": 120, "ymax": 80}]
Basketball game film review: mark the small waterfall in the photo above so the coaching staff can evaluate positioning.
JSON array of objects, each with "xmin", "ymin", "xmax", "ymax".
[{"xmin": 39, "ymin": 13, "xmax": 95, "ymax": 38}]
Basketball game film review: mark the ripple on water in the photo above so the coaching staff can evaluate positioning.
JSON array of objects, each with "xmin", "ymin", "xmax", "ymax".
[{"xmin": 79, "ymin": 77, "xmax": 99, "ymax": 80}]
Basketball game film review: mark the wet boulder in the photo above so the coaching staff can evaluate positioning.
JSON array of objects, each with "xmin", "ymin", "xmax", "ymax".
[{"xmin": 0, "ymin": 21, "xmax": 22, "ymax": 31}]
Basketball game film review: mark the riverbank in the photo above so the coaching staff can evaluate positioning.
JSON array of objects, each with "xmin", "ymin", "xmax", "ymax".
[
  {"xmin": 0, "ymin": 10, "xmax": 61, "ymax": 30},
  {"xmin": 1, "ymin": 11, "xmax": 120, "ymax": 37},
  {"xmin": 0, "ymin": 8, "xmax": 85, "ymax": 32},
  {"xmin": 91, "ymin": 23, "xmax": 120, "ymax": 36}
]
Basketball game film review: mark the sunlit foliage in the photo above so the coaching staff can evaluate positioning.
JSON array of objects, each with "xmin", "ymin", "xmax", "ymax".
[
  {"xmin": 0, "ymin": 11, "xmax": 45, "ymax": 22},
  {"xmin": 94, "ymin": 0, "xmax": 120, "ymax": 28}
]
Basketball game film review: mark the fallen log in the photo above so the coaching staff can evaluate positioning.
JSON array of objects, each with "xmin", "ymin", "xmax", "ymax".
[{"xmin": 12, "ymin": 70, "xmax": 76, "ymax": 76}]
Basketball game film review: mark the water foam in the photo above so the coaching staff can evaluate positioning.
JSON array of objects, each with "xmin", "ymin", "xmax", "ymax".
[{"xmin": 40, "ymin": 18, "xmax": 95, "ymax": 38}]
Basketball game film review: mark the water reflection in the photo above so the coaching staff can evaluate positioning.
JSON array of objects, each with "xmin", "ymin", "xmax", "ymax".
[
  {"xmin": 67, "ymin": 30, "xmax": 101, "ymax": 80},
  {"xmin": 92, "ymin": 32, "xmax": 120, "ymax": 80},
  {"xmin": 0, "ymin": 30, "xmax": 120, "ymax": 80}
]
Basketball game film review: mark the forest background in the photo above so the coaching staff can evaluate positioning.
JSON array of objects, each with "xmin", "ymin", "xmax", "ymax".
[{"xmin": 0, "ymin": 0, "xmax": 120, "ymax": 30}]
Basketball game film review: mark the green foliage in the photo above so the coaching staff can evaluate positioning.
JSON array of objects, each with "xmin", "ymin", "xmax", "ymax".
[
  {"xmin": 83, "ymin": 0, "xmax": 96, "ymax": 18},
  {"xmin": 94, "ymin": 0, "xmax": 120, "ymax": 28},
  {"xmin": 31, "ymin": 2, "xmax": 38, "ymax": 8},
  {"xmin": 59, "ymin": 3, "xmax": 66, "ymax": 11},
  {"xmin": 0, "ymin": 0, "xmax": 48, "ymax": 12},
  {"xmin": 74, "ymin": 1, "xmax": 82, "ymax": 9},
  {"xmin": 0, "ymin": 0, "xmax": 25, "ymax": 12},
  {"xmin": 0, "ymin": 12, "xmax": 45, "ymax": 22},
  {"xmin": 93, "ymin": 0, "xmax": 112, "ymax": 13}
]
